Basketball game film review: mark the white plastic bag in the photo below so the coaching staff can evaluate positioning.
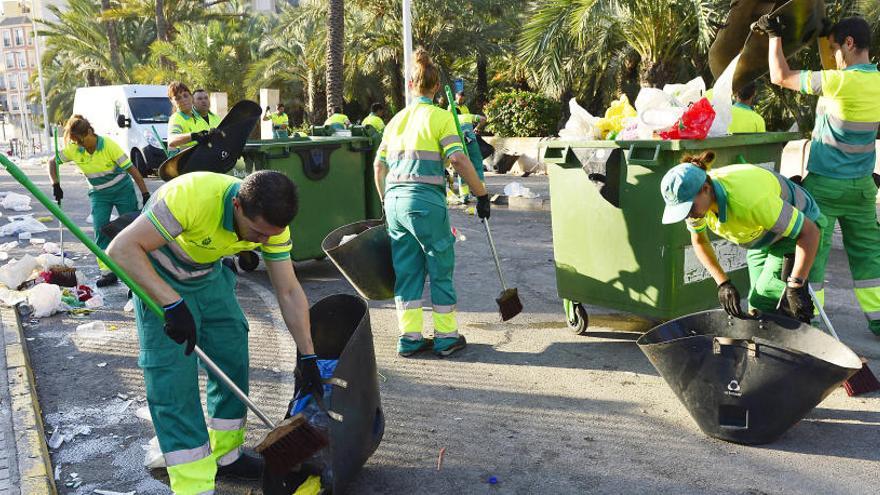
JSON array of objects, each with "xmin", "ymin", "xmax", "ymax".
[
  {"xmin": 27, "ymin": 283, "xmax": 63, "ymax": 318},
  {"xmin": 35, "ymin": 253, "xmax": 73, "ymax": 270},
  {"xmin": 664, "ymin": 77, "xmax": 707, "ymax": 107},
  {"xmin": 0, "ymin": 215, "xmax": 48, "ymax": 237},
  {"xmin": 558, "ymin": 98, "xmax": 599, "ymax": 139},
  {"xmin": 0, "ymin": 192, "xmax": 32, "ymax": 212},
  {"xmin": 708, "ymin": 55, "xmax": 737, "ymax": 137},
  {"xmin": 0, "ymin": 255, "xmax": 38, "ymax": 289},
  {"xmin": 634, "ymin": 88, "xmax": 685, "ymax": 138},
  {"xmin": 143, "ymin": 436, "xmax": 166, "ymax": 469}
]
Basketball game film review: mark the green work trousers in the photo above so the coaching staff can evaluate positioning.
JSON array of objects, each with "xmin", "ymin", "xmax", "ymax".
[
  {"xmin": 134, "ymin": 261, "xmax": 249, "ymax": 494},
  {"xmin": 90, "ymin": 177, "xmax": 138, "ymax": 271},
  {"xmin": 385, "ymin": 194, "xmax": 458, "ymax": 339},
  {"xmin": 803, "ymin": 174, "xmax": 880, "ymax": 335}
]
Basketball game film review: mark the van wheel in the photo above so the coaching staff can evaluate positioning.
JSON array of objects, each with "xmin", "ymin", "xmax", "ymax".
[{"xmin": 132, "ymin": 149, "xmax": 150, "ymax": 176}]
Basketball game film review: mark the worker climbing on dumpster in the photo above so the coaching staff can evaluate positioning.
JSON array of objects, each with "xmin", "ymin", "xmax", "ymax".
[
  {"xmin": 660, "ymin": 151, "xmax": 825, "ymax": 323},
  {"xmin": 48, "ymin": 114, "xmax": 150, "ymax": 287},
  {"xmin": 106, "ymin": 170, "xmax": 324, "ymax": 494},
  {"xmin": 759, "ymin": 15, "xmax": 880, "ymax": 336},
  {"xmin": 373, "ymin": 48, "xmax": 490, "ymax": 357}
]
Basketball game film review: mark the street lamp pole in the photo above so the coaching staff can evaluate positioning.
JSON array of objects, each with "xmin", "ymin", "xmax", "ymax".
[
  {"xmin": 402, "ymin": 0, "xmax": 413, "ymax": 105},
  {"xmin": 29, "ymin": 0, "xmax": 50, "ymax": 151}
]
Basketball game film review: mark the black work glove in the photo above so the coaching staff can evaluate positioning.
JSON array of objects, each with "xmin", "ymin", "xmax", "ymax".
[
  {"xmin": 718, "ymin": 280, "xmax": 745, "ymax": 318},
  {"xmin": 221, "ymin": 257, "xmax": 238, "ymax": 274},
  {"xmin": 141, "ymin": 191, "xmax": 150, "ymax": 206},
  {"xmin": 476, "ymin": 194, "xmax": 491, "ymax": 219},
  {"xmin": 52, "ymin": 183, "xmax": 63, "ymax": 202},
  {"xmin": 752, "ymin": 14, "xmax": 785, "ymax": 38},
  {"xmin": 192, "ymin": 130, "xmax": 211, "ymax": 145},
  {"xmin": 784, "ymin": 284, "xmax": 814, "ymax": 323},
  {"xmin": 297, "ymin": 354, "xmax": 324, "ymax": 398},
  {"xmin": 872, "ymin": 173, "xmax": 880, "ymax": 188},
  {"xmin": 163, "ymin": 298, "xmax": 197, "ymax": 356}
]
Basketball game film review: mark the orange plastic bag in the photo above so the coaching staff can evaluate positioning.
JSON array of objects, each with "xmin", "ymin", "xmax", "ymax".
[{"xmin": 659, "ymin": 97, "xmax": 716, "ymax": 140}]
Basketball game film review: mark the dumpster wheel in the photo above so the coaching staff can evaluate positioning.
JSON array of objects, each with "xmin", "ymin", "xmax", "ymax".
[{"xmin": 564, "ymin": 299, "xmax": 589, "ymax": 335}]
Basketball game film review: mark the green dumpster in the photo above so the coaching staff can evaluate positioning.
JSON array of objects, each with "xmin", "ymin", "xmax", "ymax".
[
  {"xmin": 541, "ymin": 132, "xmax": 799, "ymax": 334},
  {"xmin": 241, "ymin": 132, "xmax": 382, "ymax": 261}
]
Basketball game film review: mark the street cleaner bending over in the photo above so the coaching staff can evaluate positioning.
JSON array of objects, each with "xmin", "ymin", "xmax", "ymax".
[
  {"xmin": 108, "ymin": 171, "xmax": 324, "ymax": 494},
  {"xmin": 760, "ymin": 15, "xmax": 880, "ymax": 336},
  {"xmin": 660, "ymin": 152, "xmax": 825, "ymax": 323},
  {"xmin": 374, "ymin": 48, "xmax": 490, "ymax": 357},
  {"xmin": 49, "ymin": 114, "xmax": 149, "ymax": 287}
]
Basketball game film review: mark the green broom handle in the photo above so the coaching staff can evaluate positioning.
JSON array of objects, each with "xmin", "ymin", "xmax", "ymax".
[
  {"xmin": 0, "ymin": 154, "xmax": 164, "ymax": 318},
  {"xmin": 444, "ymin": 85, "xmax": 466, "ymax": 151},
  {"xmin": 0, "ymin": 154, "xmax": 279, "ymax": 427},
  {"xmin": 152, "ymin": 125, "xmax": 169, "ymax": 157}
]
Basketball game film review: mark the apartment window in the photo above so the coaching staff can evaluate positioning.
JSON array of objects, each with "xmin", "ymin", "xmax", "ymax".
[
  {"xmin": 0, "ymin": 76, "xmax": 6, "ymax": 91},
  {"xmin": 17, "ymin": 53, "xmax": 25, "ymax": 69},
  {"xmin": 10, "ymin": 94, "xmax": 19, "ymax": 111},
  {"xmin": 27, "ymin": 50, "xmax": 33, "ymax": 68},
  {"xmin": 14, "ymin": 29, "xmax": 24, "ymax": 46},
  {"xmin": 8, "ymin": 74, "xmax": 17, "ymax": 91},
  {"xmin": 5, "ymin": 53, "xmax": 13, "ymax": 69},
  {"xmin": 26, "ymin": 29, "xmax": 32, "ymax": 46},
  {"xmin": 2, "ymin": 30, "xmax": 10, "ymax": 48},
  {"xmin": 20, "ymin": 73, "xmax": 28, "ymax": 90}
]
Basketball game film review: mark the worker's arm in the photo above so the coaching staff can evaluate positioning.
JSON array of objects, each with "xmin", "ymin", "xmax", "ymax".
[
  {"xmin": 167, "ymin": 131, "xmax": 191, "ymax": 148},
  {"xmin": 265, "ymin": 259, "xmax": 315, "ymax": 355},
  {"xmin": 106, "ymin": 215, "xmax": 179, "ymax": 306},
  {"xmin": 373, "ymin": 159, "xmax": 388, "ymax": 201},
  {"xmin": 449, "ymin": 151, "xmax": 487, "ymax": 197},
  {"xmin": 126, "ymin": 166, "xmax": 149, "ymax": 195},
  {"xmin": 47, "ymin": 157, "xmax": 59, "ymax": 184},
  {"xmin": 691, "ymin": 230, "xmax": 729, "ymax": 285},
  {"xmin": 791, "ymin": 217, "xmax": 820, "ymax": 282},
  {"xmin": 768, "ymin": 37, "xmax": 802, "ymax": 91}
]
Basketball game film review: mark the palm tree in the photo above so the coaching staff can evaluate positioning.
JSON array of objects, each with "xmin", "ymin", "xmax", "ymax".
[
  {"xmin": 325, "ymin": 0, "xmax": 345, "ymax": 114},
  {"xmin": 100, "ymin": 0, "xmax": 122, "ymax": 74}
]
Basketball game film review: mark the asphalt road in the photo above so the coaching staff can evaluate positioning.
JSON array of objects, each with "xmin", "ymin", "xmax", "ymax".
[{"xmin": 1, "ymin": 156, "xmax": 877, "ymax": 494}]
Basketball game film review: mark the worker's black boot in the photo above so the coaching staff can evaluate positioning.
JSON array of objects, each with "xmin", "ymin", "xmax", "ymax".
[
  {"xmin": 96, "ymin": 272, "xmax": 118, "ymax": 287},
  {"xmin": 216, "ymin": 448, "xmax": 264, "ymax": 481}
]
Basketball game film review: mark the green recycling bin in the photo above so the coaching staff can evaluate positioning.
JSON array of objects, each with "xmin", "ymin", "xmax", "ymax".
[
  {"xmin": 541, "ymin": 132, "xmax": 798, "ymax": 334},
  {"xmin": 241, "ymin": 132, "xmax": 382, "ymax": 261}
]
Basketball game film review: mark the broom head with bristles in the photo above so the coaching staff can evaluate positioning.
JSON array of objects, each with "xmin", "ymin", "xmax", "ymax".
[
  {"xmin": 255, "ymin": 414, "xmax": 329, "ymax": 476},
  {"xmin": 496, "ymin": 288, "xmax": 523, "ymax": 322},
  {"xmin": 48, "ymin": 265, "xmax": 77, "ymax": 288},
  {"xmin": 843, "ymin": 358, "xmax": 880, "ymax": 397}
]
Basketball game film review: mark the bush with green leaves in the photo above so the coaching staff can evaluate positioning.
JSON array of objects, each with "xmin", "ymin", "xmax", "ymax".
[{"xmin": 483, "ymin": 90, "xmax": 561, "ymax": 137}]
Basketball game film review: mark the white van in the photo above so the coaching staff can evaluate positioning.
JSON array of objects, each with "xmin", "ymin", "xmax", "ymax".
[{"xmin": 72, "ymin": 85, "xmax": 172, "ymax": 175}]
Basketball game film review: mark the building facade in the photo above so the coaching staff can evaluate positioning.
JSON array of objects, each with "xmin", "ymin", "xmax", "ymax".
[{"xmin": 0, "ymin": 1, "xmax": 37, "ymax": 143}]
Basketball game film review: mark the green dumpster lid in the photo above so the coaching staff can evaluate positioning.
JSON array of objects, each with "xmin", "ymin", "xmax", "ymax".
[
  {"xmin": 547, "ymin": 132, "xmax": 800, "ymax": 150},
  {"xmin": 244, "ymin": 135, "xmax": 372, "ymax": 150}
]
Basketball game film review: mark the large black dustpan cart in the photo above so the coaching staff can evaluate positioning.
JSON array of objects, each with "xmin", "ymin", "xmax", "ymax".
[
  {"xmin": 264, "ymin": 294, "xmax": 385, "ymax": 494},
  {"xmin": 322, "ymin": 220, "xmax": 395, "ymax": 301},
  {"xmin": 638, "ymin": 310, "xmax": 862, "ymax": 444}
]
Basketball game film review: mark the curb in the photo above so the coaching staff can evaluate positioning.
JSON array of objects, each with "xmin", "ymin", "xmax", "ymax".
[{"xmin": 2, "ymin": 305, "xmax": 57, "ymax": 494}]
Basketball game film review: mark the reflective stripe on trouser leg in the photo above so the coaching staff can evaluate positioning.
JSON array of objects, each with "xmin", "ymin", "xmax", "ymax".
[
  {"xmin": 198, "ymin": 265, "xmax": 249, "ymax": 465},
  {"xmin": 432, "ymin": 305, "xmax": 458, "ymax": 337},
  {"xmin": 165, "ymin": 444, "xmax": 217, "ymax": 495},
  {"xmin": 853, "ymin": 282, "xmax": 880, "ymax": 334},
  {"xmin": 90, "ymin": 179, "xmax": 139, "ymax": 271},
  {"xmin": 395, "ymin": 299, "xmax": 424, "ymax": 338}
]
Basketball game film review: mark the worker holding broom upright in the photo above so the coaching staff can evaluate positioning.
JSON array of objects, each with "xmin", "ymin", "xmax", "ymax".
[
  {"xmin": 47, "ymin": 115, "xmax": 149, "ymax": 287},
  {"xmin": 374, "ymin": 48, "xmax": 490, "ymax": 358},
  {"xmin": 660, "ymin": 152, "xmax": 825, "ymax": 323},
  {"xmin": 107, "ymin": 171, "xmax": 324, "ymax": 494},
  {"xmin": 760, "ymin": 15, "xmax": 880, "ymax": 336}
]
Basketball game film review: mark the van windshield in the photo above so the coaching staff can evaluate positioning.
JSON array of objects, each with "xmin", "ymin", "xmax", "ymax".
[{"xmin": 128, "ymin": 97, "xmax": 172, "ymax": 124}]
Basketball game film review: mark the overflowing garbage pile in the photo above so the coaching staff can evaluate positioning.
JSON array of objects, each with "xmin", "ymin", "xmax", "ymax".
[{"xmin": 560, "ymin": 59, "xmax": 738, "ymax": 141}]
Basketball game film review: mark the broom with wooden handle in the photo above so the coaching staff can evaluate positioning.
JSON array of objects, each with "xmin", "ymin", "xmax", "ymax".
[{"xmin": 1, "ymin": 155, "xmax": 328, "ymax": 474}]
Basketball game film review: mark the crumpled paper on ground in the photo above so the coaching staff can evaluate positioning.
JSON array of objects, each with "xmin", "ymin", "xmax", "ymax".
[
  {"xmin": 0, "ymin": 255, "xmax": 38, "ymax": 289},
  {"xmin": 0, "ymin": 215, "xmax": 49, "ymax": 237},
  {"xmin": 504, "ymin": 182, "xmax": 539, "ymax": 199},
  {"xmin": 0, "ymin": 192, "xmax": 32, "ymax": 211},
  {"xmin": 27, "ymin": 282, "xmax": 63, "ymax": 318}
]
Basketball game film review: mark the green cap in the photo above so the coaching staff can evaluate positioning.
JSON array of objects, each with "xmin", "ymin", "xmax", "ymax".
[{"xmin": 660, "ymin": 163, "xmax": 707, "ymax": 224}]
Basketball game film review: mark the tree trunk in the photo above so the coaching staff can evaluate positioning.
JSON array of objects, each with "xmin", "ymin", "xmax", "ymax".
[
  {"xmin": 639, "ymin": 59, "xmax": 678, "ymax": 88},
  {"xmin": 475, "ymin": 53, "xmax": 488, "ymax": 114},
  {"xmin": 155, "ymin": 0, "xmax": 169, "ymax": 42},
  {"xmin": 101, "ymin": 0, "xmax": 122, "ymax": 79},
  {"xmin": 389, "ymin": 59, "xmax": 405, "ymax": 114},
  {"xmin": 325, "ymin": 0, "xmax": 345, "ymax": 115},
  {"xmin": 306, "ymin": 68, "xmax": 319, "ymax": 124}
]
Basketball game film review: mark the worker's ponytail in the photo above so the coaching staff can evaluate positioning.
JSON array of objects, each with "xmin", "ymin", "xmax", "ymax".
[
  {"xmin": 682, "ymin": 151, "xmax": 715, "ymax": 172},
  {"xmin": 63, "ymin": 114, "xmax": 94, "ymax": 143},
  {"xmin": 411, "ymin": 47, "xmax": 439, "ymax": 94}
]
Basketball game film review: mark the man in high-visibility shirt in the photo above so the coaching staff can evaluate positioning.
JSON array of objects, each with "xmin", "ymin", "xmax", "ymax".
[
  {"xmin": 263, "ymin": 103, "xmax": 290, "ymax": 139},
  {"xmin": 448, "ymin": 91, "xmax": 470, "ymax": 115},
  {"xmin": 193, "ymin": 89, "xmax": 222, "ymax": 128},
  {"xmin": 107, "ymin": 171, "xmax": 324, "ymax": 494},
  {"xmin": 167, "ymin": 81, "xmax": 214, "ymax": 154},
  {"xmin": 729, "ymin": 82, "xmax": 767, "ymax": 134},
  {"xmin": 48, "ymin": 115, "xmax": 150, "ymax": 287},
  {"xmin": 324, "ymin": 106, "xmax": 351, "ymax": 130},
  {"xmin": 763, "ymin": 15, "xmax": 880, "ymax": 336},
  {"xmin": 361, "ymin": 102, "xmax": 386, "ymax": 133}
]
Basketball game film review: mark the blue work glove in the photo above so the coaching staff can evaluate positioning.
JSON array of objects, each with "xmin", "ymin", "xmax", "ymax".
[
  {"xmin": 163, "ymin": 298, "xmax": 197, "ymax": 356},
  {"xmin": 297, "ymin": 354, "xmax": 324, "ymax": 398}
]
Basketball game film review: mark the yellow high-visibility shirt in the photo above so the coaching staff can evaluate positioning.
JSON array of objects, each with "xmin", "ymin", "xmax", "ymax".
[
  {"xmin": 728, "ymin": 103, "xmax": 766, "ymax": 134},
  {"xmin": 58, "ymin": 135, "xmax": 132, "ymax": 191}
]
